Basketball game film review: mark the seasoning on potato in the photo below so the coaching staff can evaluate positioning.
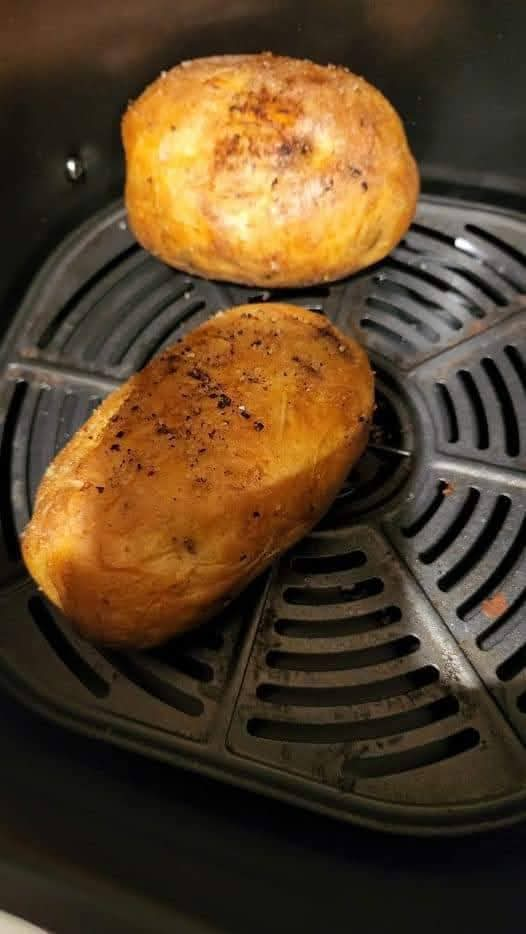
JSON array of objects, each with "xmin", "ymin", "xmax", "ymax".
[
  {"xmin": 122, "ymin": 53, "xmax": 419, "ymax": 288},
  {"xmin": 22, "ymin": 304, "xmax": 374, "ymax": 648}
]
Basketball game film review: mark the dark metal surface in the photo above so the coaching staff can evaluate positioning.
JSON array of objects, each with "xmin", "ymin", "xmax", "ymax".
[
  {"xmin": 1, "ymin": 683, "xmax": 526, "ymax": 934},
  {"xmin": 1, "ymin": 194, "xmax": 526, "ymax": 834}
]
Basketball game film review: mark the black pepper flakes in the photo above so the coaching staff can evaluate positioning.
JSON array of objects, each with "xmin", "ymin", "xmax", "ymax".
[
  {"xmin": 361, "ymin": 180, "xmax": 369, "ymax": 191},
  {"xmin": 240, "ymin": 410, "xmax": 251, "ymax": 420},
  {"xmin": 96, "ymin": 486, "xmax": 105, "ymax": 494},
  {"xmin": 131, "ymin": 404, "xmax": 140, "ymax": 412},
  {"xmin": 110, "ymin": 443, "xmax": 120, "ymax": 452},
  {"xmin": 217, "ymin": 393, "xmax": 232, "ymax": 409},
  {"xmin": 253, "ymin": 511, "xmax": 261, "ymax": 518},
  {"xmin": 254, "ymin": 421, "xmax": 265, "ymax": 432},
  {"xmin": 116, "ymin": 430, "xmax": 125, "ymax": 438},
  {"xmin": 147, "ymin": 469, "xmax": 156, "ymax": 477},
  {"xmin": 183, "ymin": 537, "xmax": 196, "ymax": 554},
  {"xmin": 188, "ymin": 367, "xmax": 210, "ymax": 382}
]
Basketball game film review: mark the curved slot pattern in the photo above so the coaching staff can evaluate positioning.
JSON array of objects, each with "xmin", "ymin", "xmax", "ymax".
[
  {"xmin": 36, "ymin": 244, "xmax": 141, "ymax": 349},
  {"xmin": 96, "ymin": 278, "xmax": 192, "ymax": 364},
  {"xmin": 384, "ymin": 257, "xmax": 487, "ymax": 318},
  {"xmin": 127, "ymin": 300, "xmax": 207, "ymax": 369},
  {"xmin": 478, "ymin": 587, "xmax": 526, "ymax": 650},
  {"xmin": 468, "ymin": 513, "xmax": 526, "ymax": 637},
  {"xmin": 79, "ymin": 263, "xmax": 176, "ymax": 361},
  {"xmin": 0, "ymin": 382, "xmax": 27, "ymax": 560},
  {"xmin": 505, "ymin": 345, "xmax": 526, "ymax": 392},
  {"xmin": 275, "ymin": 606, "xmax": 402, "ymax": 639},
  {"xmin": 257, "ymin": 665, "xmax": 439, "ymax": 706},
  {"xmin": 454, "ymin": 239, "xmax": 523, "ymax": 292},
  {"xmin": 435, "ymin": 383, "xmax": 459, "ymax": 443},
  {"xmin": 166, "ymin": 653, "xmax": 214, "ymax": 683},
  {"xmin": 457, "ymin": 370, "xmax": 489, "ymax": 450},
  {"xmin": 373, "ymin": 274, "xmax": 441, "ymax": 310},
  {"xmin": 247, "ymin": 695, "xmax": 459, "ymax": 743},
  {"xmin": 283, "ymin": 578, "xmax": 383, "ymax": 606},
  {"xmin": 109, "ymin": 653, "xmax": 204, "ymax": 716},
  {"xmin": 317, "ymin": 379, "xmax": 413, "ymax": 525},
  {"xmin": 344, "ymin": 728, "xmax": 480, "ymax": 779},
  {"xmin": 359, "ymin": 317, "xmax": 418, "ymax": 354},
  {"xmin": 410, "ymin": 222, "xmax": 457, "ymax": 248},
  {"xmin": 29, "ymin": 597, "xmax": 109, "ymax": 698},
  {"xmin": 464, "ymin": 225, "xmax": 526, "ymax": 266},
  {"xmin": 159, "ymin": 625, "xmax": 224, "ymax": 655},
  {"xmin": 419, "ymin": 488, "xmax": 480, "ymax": 566},
  {"xmin": 27, "ymin": 389, "xmax": 61, "ymax": 510},
  {"xmin": 267, "ymin": 635, "xmax": 420, "ymax": 672},
  {"xmin": 497, "ymin": 645, "xmax": 526, "ymax": 683},
  {"xmin": 373, "ymin": 264, "xmax": 464, "ymax": 329},
  {"xmin": 333, "ymin": 453, "xmax": 403, "ymax": 506},
  {"xmin": 455, "ymin": 496, "xmax": 512, "ymax": 614},
  {"xmin": 402, "ymin": 482, "xmax": 447, "ymax": 538},
  {"xmin": 290, "ymin": 550, "xmax": 366, "ymax": 575},
  {"xmin": 365, "ymin": 296, "xmax": 442, "ymax": 344},
  {"xmin": 481, "ymin": 358, "xmax": 520, "ymax": 457},
  {"xmin": 445, "ymin": 266, "xmax": 508, "ymax": 306},
  {"xmin": 463, "ymin": 224, "xmax": 526, "ymax": 287},
  {"xmin": 438, "ymin": 495, "xmax": 511, "ymax": 596}
]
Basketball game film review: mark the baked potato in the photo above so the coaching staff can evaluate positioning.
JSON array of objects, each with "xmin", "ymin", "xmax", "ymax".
[
  {"xmin": 22, "ymin": 304, "xmax": 374, "ymax": 648},
  {"xmin": 123, "ymin": 53, "xmax": 419, "ymax": 287}
]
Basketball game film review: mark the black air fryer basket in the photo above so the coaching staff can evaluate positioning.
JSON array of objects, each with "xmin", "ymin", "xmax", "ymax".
[{"xmin": 1, "ymin": 188, "xmax": 526, "ymax": 835}]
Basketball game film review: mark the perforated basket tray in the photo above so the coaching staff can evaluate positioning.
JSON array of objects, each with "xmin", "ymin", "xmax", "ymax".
[{"xmin": 1, "ymin": 193, "xmax": 526, "ymax": 835}]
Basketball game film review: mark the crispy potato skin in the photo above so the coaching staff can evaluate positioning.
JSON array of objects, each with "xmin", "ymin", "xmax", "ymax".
[
  {"xmin": 122, "ymin": 53, "xmax": 419, "ymax": 287},
  {"xmin": 22, "ymin": 304, "xmax": 374, "ymax": 648}
]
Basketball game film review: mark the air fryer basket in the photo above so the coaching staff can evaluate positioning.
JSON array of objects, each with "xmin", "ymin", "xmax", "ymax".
[{"xmin": 1, "ymin": 192, "xmax": 526, "ymax": 835}]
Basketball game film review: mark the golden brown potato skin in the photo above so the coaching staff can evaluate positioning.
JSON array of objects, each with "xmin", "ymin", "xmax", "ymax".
[
  {"xmin": 122, "ymin": 53, "xmax": 419, "ymax": 287},
  {"xmin": 22, "ymin": 304, "xmax": 374, "ymax": 648}
]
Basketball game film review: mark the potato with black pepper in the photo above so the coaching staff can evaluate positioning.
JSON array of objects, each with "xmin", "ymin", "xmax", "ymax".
[
  {"xmin": 123, "ymin": 53, "xmax": 419, "ymax": 287},
  {"xmin": 22, "ymin": 304, "xmax": 374, "ymax": 648}
]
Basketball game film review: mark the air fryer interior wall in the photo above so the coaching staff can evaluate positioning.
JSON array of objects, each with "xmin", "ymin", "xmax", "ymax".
[
  {"xmin": 1, "ymin": 0, "xmax": 525, "ymax": 336},
  {"xmin": 1, "ymin": 0, "xmax": 526, "ymax": 930}
]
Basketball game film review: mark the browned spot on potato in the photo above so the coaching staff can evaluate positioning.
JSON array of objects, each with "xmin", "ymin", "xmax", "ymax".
[
  {"xmin": 482, "ymin": 592, "xmax": 508, "ymax": 620},
  {"xmin": 229, "ymin": 86, "xmax": 302, "ymax": 126}
]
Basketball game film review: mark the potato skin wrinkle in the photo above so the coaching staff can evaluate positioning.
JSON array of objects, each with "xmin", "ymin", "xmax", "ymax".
[
  {"xmin": 22, "ymin": 304, "xmax": 374, "ymax": 648},
  {"xmin": 122, "ymin": 53, "xmax": 419, "ymax": 287}
]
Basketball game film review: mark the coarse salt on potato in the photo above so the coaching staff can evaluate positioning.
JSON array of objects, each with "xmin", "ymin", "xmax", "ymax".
[{"xmin": 122, "ymin": 53, "xmax": 419, "ymax": 287}]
